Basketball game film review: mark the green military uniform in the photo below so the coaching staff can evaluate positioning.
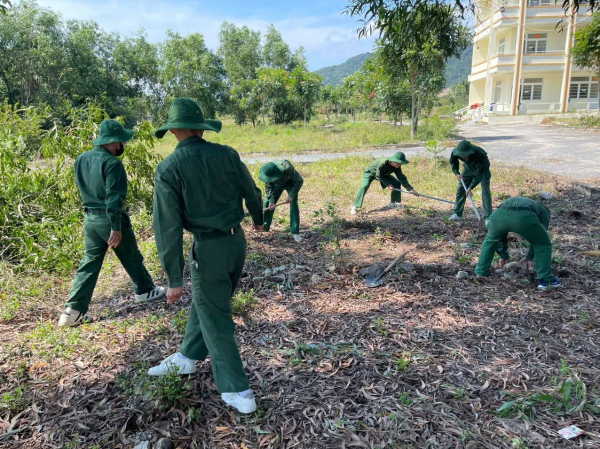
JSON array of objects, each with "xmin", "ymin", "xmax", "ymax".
[
  {"xmin": 153, "ymin": 98, "xmax": 263, "ymax": 393},
  {"xmin": 354, "ymin": 152, "xmax": 413, "ymax": 208},
  {"xmin": 450, "ymin": 140, "xmax": 493, "ymax": 219},
  {"xmin": 66, "ymin": 120, "xmax": 155, "ymax": 314},
  {"xmin": 474, "ymin": 197, "xmax": 555, "ymax": 282},
  {"xmin": 259, "ymin": 160, "xmax": 303, "ymax": 235}
]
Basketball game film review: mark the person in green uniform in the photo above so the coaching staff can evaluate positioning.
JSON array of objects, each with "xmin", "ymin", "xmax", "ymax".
[
  {"xmin": 474, "ymin": 196, "xmax": 562, "ymax": 290},
  {"xmin": 259, "ymin": 160, "xmax": 304, "ymax": 242},
  {"xmin": 351, "ymin": 151, "xmax": 420, "ymax": 215},
  {"xmin": 148, "ymin": 98, "xmax": 264, "ymax": 414},
  {"xmin": 58, "ymin": 120, "xmax": 166, "ymax": 327},
  {"xmin": 449, "ymin": 140, "xmax": 492, "ymax": 224}
]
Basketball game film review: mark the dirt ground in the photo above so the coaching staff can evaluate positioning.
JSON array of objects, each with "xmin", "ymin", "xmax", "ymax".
[{"xmin": 1, "ymin": 164, "xmax": 599, "ymax": 449}]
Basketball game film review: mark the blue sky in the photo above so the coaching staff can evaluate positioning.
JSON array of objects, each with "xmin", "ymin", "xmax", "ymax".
[{"xmin": 34, "ymin": 0, "xmax": 377, "ymax": 70}]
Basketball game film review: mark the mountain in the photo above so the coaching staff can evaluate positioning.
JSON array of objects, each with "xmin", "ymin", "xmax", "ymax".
[
  {"xmin": 445, "ymin": 45, "xmax": 473, "ymax": 87},
  {"xmin": 316, "ymin": 45, "xmax": 473, "ymax": 88},
  {"xmin": 316, "ymin": 53, "xmax": 373, "ymax": 86}
]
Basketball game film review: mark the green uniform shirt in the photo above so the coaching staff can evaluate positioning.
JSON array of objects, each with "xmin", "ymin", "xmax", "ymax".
[
  {"xmin": 496, "ymin": 196, "xmax": 550, "ymax": 261},
  {"xmin": 265, "ymin": 160, "xmax": 304, "ymax": 204},
  {"xmin": 153, "ymin": 136, "xmax": 263, "ymax": 288},
  {"xmin": 366, "ymin": 158, "xmax": 413, "ymax": 190},
  {"xmin": 449, "ymin": 145, "xmax": 491, "ymax": 189},
  {"xmin": 74, "ymin": 146, "xmax": 127, "ymax": 231}
]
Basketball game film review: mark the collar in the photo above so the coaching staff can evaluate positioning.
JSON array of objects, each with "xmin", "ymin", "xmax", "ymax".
[
  {"xmin": 175, "ymin": 135, "xmax": 205, "ymax": 150},
  {"xmin": 94, "ymin": 145, "xmax": 113, "ymax": 156}
]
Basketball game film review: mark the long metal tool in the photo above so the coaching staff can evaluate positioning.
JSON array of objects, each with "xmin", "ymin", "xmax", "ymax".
[
  {"xmin": 365, "ymin": 252, "xmax": 408, "ymax": 288},
  {"xmin": 394, "ymin": 188, "xmax": 455, "ymax": 205},
  {"xmin": 460, "ymin": 178, "xmax": 484, "ymax": 231},
  {"xmin": 263, "ymin": 201, "xmax": 288, "ymax": 212}
]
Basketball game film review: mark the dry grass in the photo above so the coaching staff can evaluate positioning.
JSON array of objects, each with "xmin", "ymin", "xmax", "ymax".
[{"xmin": 1, "ymin": 157, "xmax": 600, "ymax": 448}]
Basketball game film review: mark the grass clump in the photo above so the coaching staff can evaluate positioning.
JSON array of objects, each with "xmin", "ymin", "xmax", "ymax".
[{"xmin": 231, "ymin": 288, "xmax": 258, "ymax": 315}]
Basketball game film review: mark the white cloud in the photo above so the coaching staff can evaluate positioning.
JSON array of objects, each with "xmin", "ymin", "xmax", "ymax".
[{"xmin": 33, "ymin": 0, "xmax": 375, "ymax": 69}]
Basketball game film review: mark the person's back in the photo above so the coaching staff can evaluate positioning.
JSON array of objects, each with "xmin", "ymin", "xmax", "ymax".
[{"xmin": 75, "ymin": 147, "xmax": 125, "ymax": 212}]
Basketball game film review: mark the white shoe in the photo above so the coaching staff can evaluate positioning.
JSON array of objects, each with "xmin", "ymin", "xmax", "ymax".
[
  {"xmin": 388, "ymin": 202, "xmax": 403, "ymax": 209},
  {"xmin": 135, "ymin": 286, "xmax": 167, "ymax": 304},
  {"xmin": 350, "ymin": 206, "xmax": 358, "ymax": 215},
  {"xmin": 222, "ymin": 391, "xmax": 257, "ymax": 414},
  {"xmin": 485, "ymin": 219, "xmax": 489, "ymax": 227},
  {"xmin": 148, "ymin": 353, "xmax": 196, "ymax": 376},
  {"xmin": 57, "ymin": 307, "xmax": 93, "ymax": 327},
  {"xmin": 449, "ymin": 214, "xmax": 462, "ymax": 221},
  {"xmin": 292, "ymin": 234, "xmax": 303, "ymax": 242}
]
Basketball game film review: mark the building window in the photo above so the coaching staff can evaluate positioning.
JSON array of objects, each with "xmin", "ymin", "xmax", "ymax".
[
  {"xmin": 524, "ymin": 33, "xmax": 547, "ymax": 54},
  {"xmin": 521, "ymin": 78, "xmax": 543, "ymax": 101},
  {"xmin": 498, "ymin": 38, "xmax": 506, "ymax": 54},
  {"xmin": 570, "ymin": 76, "xmax": 599, "ymax": 99},
  {"xmin": 494, "ymin": 81, "xmax": 502, "ymax": 102},
  {"xmin": 528, "ymin": 0, "xmax": 551, "ymax": 5}
]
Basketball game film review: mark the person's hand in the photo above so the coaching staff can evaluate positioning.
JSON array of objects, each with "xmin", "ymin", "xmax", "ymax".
[
  {"xmin": 388, "ymin": 185, "xmax": 395, "ymax": 191},
  {"xmin": 167, "ymin": 287, "xmax": 183, "ymax": 304},
  {"xmin": 519, "ymin": 257, "xmax": 534, "ymax": 270},
  {"xmin": 252, "ymin": 224, "xmax": 264, "ymax": 232},
  {"xmin": 465, "ymin": 188, "xmax": 472, "ymax": 198},
  {"xmin": 285, "ymin": 196, "xmax": 293, "ymax": 203},
  {"xmin": 498, "ymin": 258, "xmax": 510, "ymax": 268},
  {"xmin": 108, "ymin": 230, "xmax": 122, "ymax": 248},
  {"xmin": 456, "ymin": 174, "xmax": 463, "ymax": 181},
  {"xmin": 411, "ymin": 189, "xmax": 420, "ymax": 197},
  {"xmin": 268, "ymin": 203, "xmax": 276, "ymax": 211}
]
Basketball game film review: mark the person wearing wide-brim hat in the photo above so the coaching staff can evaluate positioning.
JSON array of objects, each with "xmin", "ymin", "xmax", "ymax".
[
  {"xmin": 148, "ymin": 98, "xmax": 264, "ymax": 415},
  {"xmin": 58, "ymin": 120, "xmax": 166, "ymax": 327},
  {"xmin": 259, "ymin": 160, "xmax": 304, "ymax": 242},
  {"xmin": 449, "ymin": 140, "xmax": 492, "ymax": 223},
  {"xmin": 351, "ymin": 151, "xmax": 420, "ymax": 215}
]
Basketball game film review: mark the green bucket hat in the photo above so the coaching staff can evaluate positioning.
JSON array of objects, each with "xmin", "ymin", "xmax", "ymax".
[
  {"xmin": 93, "ymin": 120, "xmax": 135, "ymax": 146},
  {"xmin": 388, "ymin": 151, "xmax": 409, "ymax": 165},
  {"xmin": 155, "ymin": 98, "xmax": 222, "ymax": 139},
  {"xmin": 259, "ymin": 162, "xmax": 285, "ymax": 183},
  {"xmin": 453, "ymin": 140, "xmax": 475, "ymax": 157}
]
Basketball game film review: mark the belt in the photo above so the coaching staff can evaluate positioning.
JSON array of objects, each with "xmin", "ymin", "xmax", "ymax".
[
  {"xmin": 84, "ymin": 208, "xmax": 106, "ymax": 216},
  {"xmin": 196, "ymin": 225, "xmax": 240, "ymax": 241},
  {"xmin": 499, "ymin": 206, "xmax": 533, "ymax": 212}
]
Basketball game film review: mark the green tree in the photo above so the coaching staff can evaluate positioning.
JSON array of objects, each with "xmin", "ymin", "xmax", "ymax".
[
  {"xmin": 572, "ymin": 12, "xmax": 600, "ymax": 117},
  {"xmin": 263, "ymin": 25, "xmax": 291, "ymax": 69},
  {"xmin": 290, "ymin": 68, "xmax": 322, "ymax": 127}
]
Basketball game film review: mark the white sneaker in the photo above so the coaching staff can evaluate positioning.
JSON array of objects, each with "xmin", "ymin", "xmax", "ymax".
[
  {"xmin": 388, "ymin": 202, "xmax": 403, "ymax": 209},
  {"xmin": 148, "ymin": 353, "xmax": 196, "ymax": 376},
  {"xmin": 350, "ymin": 206, "xmax": 358, "ymax": 215},
  {"xmin": 222, "ymin": 391, "xmax": 257, "ymax": 414},
  {"xmin": 135, "ymin": 286, "xmax": 167, "ymax": 304},
  {"xmin": 449, "ymin": 214, "xmax": 462, "ymax": 221},
  {"xmin": 292, "ymin": 234, "xmax": 303, "ymax": 242},
  {"xmin": 57, "ymin": 307, "xmax": 93, "ymax": 327}
]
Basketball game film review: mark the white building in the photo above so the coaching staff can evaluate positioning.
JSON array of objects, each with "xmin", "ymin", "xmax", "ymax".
[{"xmin": 467, "ymin": 0, "xmax": 598, "ymax": 118}]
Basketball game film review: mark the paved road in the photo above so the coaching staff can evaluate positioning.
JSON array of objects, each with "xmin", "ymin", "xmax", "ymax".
[{"xmin": 242, "ymin": 122, "xmax": 599, "ymax": 181}]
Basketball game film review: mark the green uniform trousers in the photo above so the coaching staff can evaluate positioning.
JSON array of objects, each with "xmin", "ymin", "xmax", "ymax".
[
  {"xmin": 474, "ymin": 208, "xmax": 554, "ymax": 281},
  {"xmin": 180, "ymin": 226, "xmax": 249, "ymax": 393},
  {"xmin": 66, "ymin": 212, "xmax": 155, "ymax": 314},
  {"xmin": 454, "ymin": 175, "xmax": 492, "ymax": 219},
  {"xmin": 263, "ymin": 185, "xmax": 300, "ymax": 235},
  {"xmin": 353, "ymin": 174, "xmax": 401, "ymax": 208}
]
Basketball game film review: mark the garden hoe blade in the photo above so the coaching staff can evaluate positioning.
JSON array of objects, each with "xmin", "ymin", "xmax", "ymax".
[{"xmin": 365, "ymin": 252, "xmax": 408, "ymax": 288}]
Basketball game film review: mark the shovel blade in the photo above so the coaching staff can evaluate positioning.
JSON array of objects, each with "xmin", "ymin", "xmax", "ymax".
[{"xmin": 365, "ymin": 274, "xmax": 383, "ymax": 288}]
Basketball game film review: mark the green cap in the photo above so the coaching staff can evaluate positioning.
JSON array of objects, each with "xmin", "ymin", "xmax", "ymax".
[
  {"xmin": 155, "ymin": 98, "xmax": 222, "ymax": 139},
  {"xmin": 93, "ymin": 120, "xmax": 135, "ymax": 146},
  {"xmin": 259, "ymin": 162, "xmax": 285, "ymax": 183},
  {"xmin": 388, "ymin": 151, "xmax": 409, "ymax": 165},
  {"xmin": 453, "ymin": 140, "xmax": 475, "ymax": 157}
]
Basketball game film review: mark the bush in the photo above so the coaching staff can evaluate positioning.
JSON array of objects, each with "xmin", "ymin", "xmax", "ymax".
[
  {"xmin": 417, "ymin": 116, "xmax": 458, "ymax": 142},
  {"xmin": 0, "ymin": 103, "xmax": 160, "ymax": 274}
]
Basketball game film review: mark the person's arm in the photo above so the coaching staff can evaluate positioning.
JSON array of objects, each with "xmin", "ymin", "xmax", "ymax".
[
  {"xmin": 469, "ymin": 150, "xmax": 491, "ymax": 189},
  {"xmin": 287, "ymin": 169, "xmax": 304, "ymax": 199},
  {"xmin": 153, "ymin": 168, "xmax": 185, "ymax": 288},
  {"xmin": 104, "ymin": 161, "xmax": 128, "ymax": 231},
  {"xmin": 395, "ymin": 169, "xmax": 413, "ymax": 191},
  {"xmin": 265, "ymin": 182, "xmax": 275, "ymax": 204},
  {"xmin": 238, "ymin": 156, "xmax": 264, "ymax": 226},
  {"xmin": 449, "ymin": 153, "xmax": 461, "ymax": 176}
]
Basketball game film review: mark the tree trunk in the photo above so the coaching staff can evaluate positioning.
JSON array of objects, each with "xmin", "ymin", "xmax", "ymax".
[
  {"xmin": 410, "ymin": 70, "xmax": 418, "ymax": 137},
  {"xmin": 417, "ymin": 91, "xmax": 422, "ymax": 123},
  {"xmin": 400, "ymin": 114, "xmax": 403, "ymax": 126},
  {"xmin": 303, "ymin": 102, "xmax": 307, "ymax": 128},
  {"xmin": 335, "ymin": 108, "xmax": 339, "ymax": 120}
]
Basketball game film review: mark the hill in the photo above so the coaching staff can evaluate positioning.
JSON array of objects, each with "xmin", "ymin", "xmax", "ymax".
[
  {"xmin": 316, "ymin": 53, "xmax": 373, "ymax": 86},
  {"xmin": 316, "ymin": 45, "xmax": 473, "ymax": 88}
]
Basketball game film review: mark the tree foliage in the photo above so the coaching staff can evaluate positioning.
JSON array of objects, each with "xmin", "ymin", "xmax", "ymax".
[{"xmin": 572, "ymin": 12, "xmax": 600, "ymax": 117}]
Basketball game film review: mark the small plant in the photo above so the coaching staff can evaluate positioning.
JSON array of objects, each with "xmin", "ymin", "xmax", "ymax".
[
  {"xmin": 150, "ymin": 369, "xmax": 193, "ymax": 408},
  {"xmin": 425, "ymin": 140, "xmax": 446, "ymax": 159},
  {"xmin": 373, "ymin": 316, "xmax": 387, "ymax": 336},
  {"xmin": 231, "ymin": 288, "xmax": 258, "ymax": 315},
  {"xmin": 170, "ymin": 309, "xmax": 188, "ymax": 334},
  {"xmin": 1, "ymin": 386, "xmax": 28, "ymax": 415},
  {"xmin": 313, "ymin": 201, "xmax": 343, "ymax": 260},
  {"xmin": 456, "ymin": 387, "xmax": 466, "ymax": 400},
  {"xmin": 394, "ymin": 355, "xmax": 412, "ymax": 372},
  {"xmin": 511, "ymin": 437, "xmax": 530, "ymax": 449},
  {"xmin": 399, "ymin": 391, "xmax": 413, "ymax": 406}
]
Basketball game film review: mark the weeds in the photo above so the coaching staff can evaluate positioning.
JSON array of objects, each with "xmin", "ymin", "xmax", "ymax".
[{"xmin": 232, "ymin": 288, "xmax": 258, "ymax": 315}]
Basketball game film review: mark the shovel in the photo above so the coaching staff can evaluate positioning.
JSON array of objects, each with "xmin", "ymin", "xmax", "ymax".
[
  {"xmin": 460, "ymin": 179, "xmax": 484, "ymax": 232},
  {"xmin": 365, "ymin": 251, "xmax": 408, "ymax": 288},
  {"xmin": 263, "ymin": 201, "xmax": 288, "ymax": 212},
  {"xmin": 394, "ymin": 188, "xmax": 455, "ymax": 205}
]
